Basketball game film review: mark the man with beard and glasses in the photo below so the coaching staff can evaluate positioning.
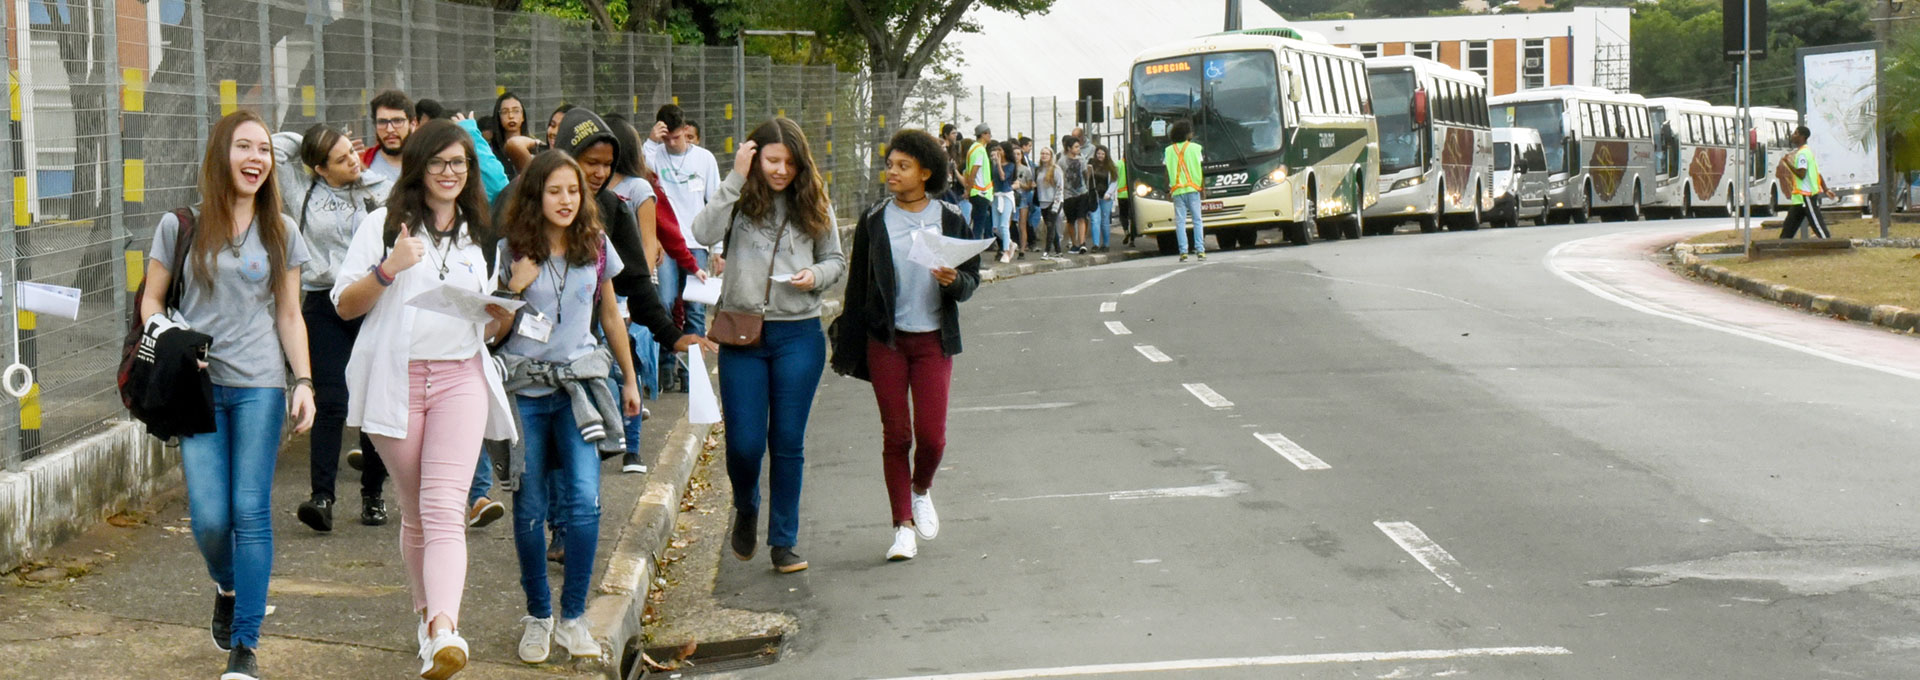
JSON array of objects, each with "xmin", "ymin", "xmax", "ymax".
[{"xmin": 361, "ymin": 90, "xmax": 413, "ymax": 183}]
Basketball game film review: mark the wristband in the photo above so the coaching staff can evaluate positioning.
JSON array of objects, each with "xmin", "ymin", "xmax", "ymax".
[
  {"xmin": 292, "ymin": 376, "xmax": 313, "ymax": 390},
  {"xmin": 371, "ymin": 263, "xmax": 394, "ymax": 286}
]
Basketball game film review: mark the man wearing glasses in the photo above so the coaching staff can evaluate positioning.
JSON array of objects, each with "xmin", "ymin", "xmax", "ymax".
[{"xmin": 362, "ymin": 90, "xmax": 415, "ymax": 182}]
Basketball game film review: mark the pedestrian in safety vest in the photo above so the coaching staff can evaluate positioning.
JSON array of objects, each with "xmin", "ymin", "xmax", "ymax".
[
  {"xmin": 1775, "ymin": 124, "xmax": 1835, "ymax": 240},
  {"xmin": 965, "ymin": 124, "xmax": 995, "ymax": 241},
  {"xmin": 1164, "ymin": 120, "xmax": 1206, "ymax": 261},
  {"xmin": 1116, "ymin": 157, "xmax": 1135, "ymax": 245}
]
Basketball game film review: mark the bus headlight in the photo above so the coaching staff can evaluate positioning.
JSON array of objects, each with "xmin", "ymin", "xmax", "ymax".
[
  {"xmin": 1134, "ymin": 183, "xmax": 1153, "ymax": 198},
  {"xmin": 1255, "ymin": 166, "xmax": 1289, "ymax": 189},
  {"xmin": 1390, "ymin": 176, "xmax": 1425, "ymax": 192}
]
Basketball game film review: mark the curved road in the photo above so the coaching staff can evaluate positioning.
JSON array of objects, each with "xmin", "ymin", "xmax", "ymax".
[{"xmin": 715, "ymin": 219, "xmax": 1920, "ymax": 679}]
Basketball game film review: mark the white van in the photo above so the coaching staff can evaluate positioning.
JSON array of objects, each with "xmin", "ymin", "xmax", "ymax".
[{"xmin": 1490, "ymin": 127, "xmax": 1549, "ymax": 228}]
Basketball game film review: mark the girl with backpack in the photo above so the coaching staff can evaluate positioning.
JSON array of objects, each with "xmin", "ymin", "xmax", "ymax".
[
  {"xmin": 332, "ymin": 120, "xmax": 518, "ymax": 680},
  {"xmin": 140, "ymin": 110, "xmax": 317, "ymax": 680}
]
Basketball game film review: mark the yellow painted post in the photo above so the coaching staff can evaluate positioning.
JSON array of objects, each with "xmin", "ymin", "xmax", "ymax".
[
  {"xmin": 726, "ymin": 137, "xmax": 735, "ymax": 154},
  {"xmin": 301, "ymin": 86, "xmax": 317, "ymax": 117},
  {"xmin": 125, "ymin": 252, "xmax": 144, "ymax": 291},
  {"xmin": 123, "ymin": 159, "xmax": 145, "ymax": 203},
  {"xmin": 219, "ymin": 80, "xmax": 238, "ymax": 115},
  {"xmin": 11, "ymin": 177, "xmax": 27, "ymax": 225},
  {"xmin": 122, "ymin": 69, "xmax": 145, "ymax": 112},
  {"xmin": 725, "ymin": 103, "xmax": 733, "ymax": 121},
  {"xmin": 825, "ymin": 111, "xmax": 833, "ymax": 126},
  {"xmin": 15, "ymin": 312, "xmax": 36, "ymax": 436},
  {"xmin": 672, "ymin": 95, "xmax": 679, "ymax": 105},
  {"xmin": 777, "ymin": 108, "xmax": 785, "ymax": 118},
  {"xmin": 7, "ymin": 71, "xmax": 18, "ymax": 121}
]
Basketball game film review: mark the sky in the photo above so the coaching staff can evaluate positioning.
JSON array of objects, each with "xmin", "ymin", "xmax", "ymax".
[{"xmin": 944, "ymin": 0, "xmax": 1285, "ymax": 100}]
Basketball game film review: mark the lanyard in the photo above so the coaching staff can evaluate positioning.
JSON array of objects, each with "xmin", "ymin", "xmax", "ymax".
[{"xmin": 545, "ymin": 256, "xmax": 569, "ymax": 325}]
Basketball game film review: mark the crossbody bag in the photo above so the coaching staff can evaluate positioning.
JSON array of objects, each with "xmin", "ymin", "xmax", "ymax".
[{"xmin": 709, "ymin": 212, "xmax": 789, "ymax": 348}]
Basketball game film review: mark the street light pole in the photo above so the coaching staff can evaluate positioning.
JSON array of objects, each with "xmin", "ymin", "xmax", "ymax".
[{"xmin": 1875, "ymin": 0, "xmax": 1893, "ymax": 238}]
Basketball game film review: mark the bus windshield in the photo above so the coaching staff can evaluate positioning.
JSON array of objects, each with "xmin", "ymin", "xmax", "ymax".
[
  {"xmin": 1131, "ymin": 50, "xmax": 1284, "ymax": 166},
  {"xmin": 1369, "ymin": 70, "xmax": 1420, "ymax": 174},
  {"xmin": 1493, "ymin": 101, "xmax": 1566, "ymax": 174}
]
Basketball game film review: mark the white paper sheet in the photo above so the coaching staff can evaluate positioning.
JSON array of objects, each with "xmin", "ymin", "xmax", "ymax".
[
  {"xmin": 907, "ymin": 229, "xmax": 994, "ymax": 270},
  {"xmin": 683, "ymin": 276, "xmax": 723, "ymax": 305},
  {"xmin": 16, "ymin": 282, "xmax": 80, "ymax": 320},
  {"xmin": 405, "ymin": 284, "xmax": 524, "ymax": 323},
  {"xmin": 686, "ymin": 346, "xmax": 721, "ymax": 424}
]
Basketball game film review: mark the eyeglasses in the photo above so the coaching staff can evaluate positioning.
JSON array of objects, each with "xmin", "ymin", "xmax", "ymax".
[
  {"xmin": 375, "ymin": 117, "xmax": 410, "ymax": 130},
  {"xmin": 426, "ymin": 157, "xmax": 470, "ymax": 175}
]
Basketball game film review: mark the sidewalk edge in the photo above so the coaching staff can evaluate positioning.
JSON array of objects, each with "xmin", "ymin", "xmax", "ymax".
[
  {"xmin": 1675, "ymin": 248, "xmax": 1920, "ymax": 334},
  {"xmin": 583, "ymin": 415, "xmax": 708, "ymax": 678}
]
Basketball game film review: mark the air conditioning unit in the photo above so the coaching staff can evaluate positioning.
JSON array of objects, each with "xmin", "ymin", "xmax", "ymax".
[{"xmin": 1524, "ymin": 57, "xmax": 1542, "ymax": 69}]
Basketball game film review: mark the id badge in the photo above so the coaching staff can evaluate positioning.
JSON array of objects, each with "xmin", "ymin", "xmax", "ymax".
[
  {"xmin": 516, "ymin": 312, "xmax": 554, "ymax": 343},
  {"xmin": 687, "ymin": 175, "xmax": 706, "ymax": 196}
]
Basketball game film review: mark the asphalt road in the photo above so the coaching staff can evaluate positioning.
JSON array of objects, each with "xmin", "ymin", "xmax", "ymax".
[{"xmin": 711, "ymin": 219, "xmax": 1920, "ymax": 680}]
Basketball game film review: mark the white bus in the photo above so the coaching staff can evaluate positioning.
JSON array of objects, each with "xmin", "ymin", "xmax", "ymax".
[
  {"xmin": 1489, "ymin": 86, "xmax": 1655, "ymax": 223},
  {"xmin": 1125, "ymin": 26, "xmax": 1379, "ymax": 250},
  {"xmin": 1645, "ymin": 98, "xmax": 1743, "ymax": 218},
  {"xmin": 1746, "ymin": 106, "xmax": 1800, "ymax": 215},
  {"xmin": 1362, "ymin": 55, "xmax": 1493, "ymax": 234}
]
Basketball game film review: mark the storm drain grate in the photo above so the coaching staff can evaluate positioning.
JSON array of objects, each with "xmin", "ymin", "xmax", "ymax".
[{"xmin": 635, "ymin": 634, "xmax": 784, "ymax": 677}]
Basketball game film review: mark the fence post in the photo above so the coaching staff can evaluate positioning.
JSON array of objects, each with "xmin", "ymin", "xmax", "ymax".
[
  {"xmin": 310, "ymin": 0, "xmax": 327, "ymax": 123},
  {"xmin": 626, "ymin": 35, "xmax": 637, "ymax": 115},
  {"xmin": 103, "ymin": 0, "xmax": 128, "ymax": 376},
  {"xmin": 734, "ymin": 43, "xmax": 746, "ymax": 151},
  {"xmin": 191, "ymin": 0, "xmax": 210, "ymax": 139},
  {"xmin": 257, "ymin": 0, "xmax": 274, "ymax": 120},
  {"xmin": 362, "ymin": 0, "xmax": 374, "ymax": 136},
  {"xmin": 0, "ymin": 0, "xmax": 17, "ymax": 468}
]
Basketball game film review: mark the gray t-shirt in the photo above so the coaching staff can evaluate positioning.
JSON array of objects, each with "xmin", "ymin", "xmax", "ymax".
[
  {"xmin": 150, "ymin": 211, "xmax": 311, "ymax": 388},
  {"xmin": 1063, "ymin": 156, "xmax": 1089, "ymax": 198},
  {"xmin": 498, "ymin": 235, "xmax": 624, "ymax": 395},
  {"xmin": 364, "ymin": 151, "xmax": 401, "ymax": 183},
  {"xmin": 882, "ymin": 201, "xmax": 942, "ymax": 333}
]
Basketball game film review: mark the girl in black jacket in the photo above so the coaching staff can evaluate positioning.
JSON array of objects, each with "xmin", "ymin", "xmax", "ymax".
[{"xmin": 832, "ymin": 128, "xmax": 981, "ymax": 562}]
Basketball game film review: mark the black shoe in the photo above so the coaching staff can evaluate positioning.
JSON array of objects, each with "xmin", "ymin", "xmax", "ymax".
[
  {"xmin": 621, "ymin": 452, "xmax": 647, "ymax": 474},
  {"xmin": 731, "ymin": 510, "xmax": 756, "ymax": 561},
  {"xmin": 296, "ymin": 495, "xmax": 334, "ymax": 532},
  {"xmin": 221, "ymin": 644, "xmax": 258, "ymax": 680},
  {"xmin": 211, "ymin": 591, "xmax": 235, "ymax": 652},
  {"xmin": 771, "ymin": 546, "xmax": 808, "ymax": 574},
  {"xmin": 346, "ymin": 448, "xmax": 364, "ymax": 471},
  {"xmin": 360, "ymin": 496, "xmax": 388, "ymax": 526}
]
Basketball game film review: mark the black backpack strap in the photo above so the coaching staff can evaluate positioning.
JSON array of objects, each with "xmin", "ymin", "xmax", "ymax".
[{"xmin": 166, "ymin": 208, "xmax": 196, "ymax": 309}]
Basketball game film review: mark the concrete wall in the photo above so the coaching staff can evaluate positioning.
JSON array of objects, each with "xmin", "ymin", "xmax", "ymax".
[{"xmin": 0, "ymin": 423, "xmax": 176, "ymax": 573}]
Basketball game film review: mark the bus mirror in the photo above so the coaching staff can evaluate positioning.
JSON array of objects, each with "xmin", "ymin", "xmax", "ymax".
[
  {"xmin": 1412, "ymin": 89, "xmax": 1429, "ymax": 127},
  {"xmin": 1286, "ymin": 72, "xmax": 1304, "ymax": 103}
]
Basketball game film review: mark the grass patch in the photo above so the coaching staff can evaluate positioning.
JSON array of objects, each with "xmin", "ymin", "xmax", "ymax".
[
  {"xmin": 1686, "ymin": 217, "xmax": 1920, "ymax": 245},
  {"xmin": 1718, "ymin": 248, "xmax": 1920, "ymax": 310}
]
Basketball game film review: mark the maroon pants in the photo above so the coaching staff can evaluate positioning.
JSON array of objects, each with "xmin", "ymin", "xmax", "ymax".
[{"xmin": 869, "ymin": 332, "xmax": 953, "ymax": 526}]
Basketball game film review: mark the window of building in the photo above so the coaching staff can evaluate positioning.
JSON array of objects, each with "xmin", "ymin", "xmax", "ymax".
[
  {"xmin": 1358, "ymin": 44, "xmax": 1379, "ymax": 59},
  {"xmin": 1522, "ymin": 39, "xmax": 1548, "ymax": 90},
  {"xmin": 1466, "ymin": 41, "xmax": 1491, "ymax": 81},
  {"xmin": 1412, "ymin": 42, "xmax": 1438, "ymax": 61}
]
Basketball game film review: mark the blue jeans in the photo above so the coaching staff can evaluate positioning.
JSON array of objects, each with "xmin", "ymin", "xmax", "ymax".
[
  {"xmin": 718, "ymin": 319, "xmax": 826, "ymax": 548},
  {"xmin": 468, "ymin": 444, "xmax": 493, "ymax": 506},
  {"xmin": 180, "ymin": 385, "xmax": 285, "ymax": 649},
  {"xmin": 1171, "ymin": 191, "xmax": 1206, "ymax": 254},
  {"xmin": 1092, "ymin": 197, "xmax": 1113, "ymax": 248},
  {"xmin": 657, "ymin": 250, "xmax": 710, "ymax": 381},
  {"xmin": 992, "ymin": 192, "xmax": 1015, "ymax": 251},
  {"xmin": 969, "ymin": 196, "xmax": 993, "ymax": 242},
  {"xmin": 511, "ymin": 392, "xmax": 602, "ymax": 619}
]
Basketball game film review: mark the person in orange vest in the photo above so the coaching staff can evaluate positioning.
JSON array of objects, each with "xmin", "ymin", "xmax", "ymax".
[{"xmin": 1163, "ymin": 120, "xmax": 1206, "ymax": 261}]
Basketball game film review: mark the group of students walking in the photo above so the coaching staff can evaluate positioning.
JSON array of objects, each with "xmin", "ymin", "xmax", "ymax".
[
  {"xmin": 151, "ymin": 89, "xmax": 981, "ymax": 680},
  {"xmin": 940, "ymin": 124, "xmax": 1131, "ymax": 262}
]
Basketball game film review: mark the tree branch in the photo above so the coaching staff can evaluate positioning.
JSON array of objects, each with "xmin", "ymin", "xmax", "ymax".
[
  {"xmin": 888, "ymin": 0, "xmax": 935, "ymax": 67},
  {"xmin": 577, "ymin": 0, "xmax": 617, "ymax": 33},
  {"xmin": 843, "ymin": 0, "xmax": 892, "ymax": 59},
  {"xmin": 899, "ymin": 0, "xmax": 973, "ymax": 79}
]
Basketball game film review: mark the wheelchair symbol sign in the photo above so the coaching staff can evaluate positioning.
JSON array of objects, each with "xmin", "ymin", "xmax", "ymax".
[{"xmin": 1204, "ymin": 60, "xmax": 1225, "ymax": 80}]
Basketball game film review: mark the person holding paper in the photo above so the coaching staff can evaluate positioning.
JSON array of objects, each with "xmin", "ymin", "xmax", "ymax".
[
  {"xmin": 140, "ymin": 111, "xmax": 317, "ymax": 680},
  {"xmin": 831, "ymin": 128, "xmax": 981, "ymax": 562},
  {"xmin": 691, "ymin": 118, "xmax": 846, "ymax": 575},
  {"xmin": 644, "ymin": 104, "xmax": 722, "ymax": 392},
  {"xmin": 332, "ymin": 121, "xmax": 518, "ymax": 680}
]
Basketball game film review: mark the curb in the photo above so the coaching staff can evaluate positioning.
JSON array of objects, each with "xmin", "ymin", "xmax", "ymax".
[
  {"xmin": 1672, "ymin": 237, "xmax": 1920, "ymax": 262},
  {"xmin": 582, "ymin": 240, "xmax": 1153, "ymax": 677},
  {"xmin": 1674, "ymin": 249, "xmax": 1920, "ymax": 335}
]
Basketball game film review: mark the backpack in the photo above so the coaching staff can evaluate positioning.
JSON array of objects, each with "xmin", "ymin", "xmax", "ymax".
[{"xmin": 117, "ymin": 208, "xmax": 196, "ymax": 409}]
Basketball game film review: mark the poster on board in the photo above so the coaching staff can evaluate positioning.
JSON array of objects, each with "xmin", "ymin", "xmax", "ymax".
[{"xmin": 1797, "ymin": 43, "xmax": 1880, "ymax": 190}]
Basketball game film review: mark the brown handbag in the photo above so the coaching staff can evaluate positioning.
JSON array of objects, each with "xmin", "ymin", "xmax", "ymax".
[{"xmin": 710, "ymin": 217, "xmax": 788, "ymax": 347}]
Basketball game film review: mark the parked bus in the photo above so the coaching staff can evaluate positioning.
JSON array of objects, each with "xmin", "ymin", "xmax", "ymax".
[
  {"xmin": 1746, "ymin": 106, "xmax": 1799, "ymax": 215},
  {"xmin": 1124, "ymin": 26, "xmax": 1379, "ymax": 251},
  {"xmin": 1362, "ymin": 55, "xmax": 1493, "ymax": 234},
  {"xmin": 1489, "ymin": 86, "xmax": 1654, "ymax": 223},
  {"xmin": 1644, "ymin": 98, "xmax": 1743, "ymax": 218}
]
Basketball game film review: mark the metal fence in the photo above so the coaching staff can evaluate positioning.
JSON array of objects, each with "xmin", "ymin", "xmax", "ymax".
[{"xmin": 2, "ymin": 0, "xmax": 1094, "ymax": 469}]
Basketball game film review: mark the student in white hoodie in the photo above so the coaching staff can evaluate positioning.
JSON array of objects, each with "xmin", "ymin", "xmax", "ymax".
[
  {"xmin": 275, "ymin": 123, "xmax": 396, "ymax": 533},
  {"xmin": 643, "ymin": 104, "xmax": 721, "ymax": 390},
  {"xmin": 332, "ymin": 121, "xmax": 518, "ymax": 680}
]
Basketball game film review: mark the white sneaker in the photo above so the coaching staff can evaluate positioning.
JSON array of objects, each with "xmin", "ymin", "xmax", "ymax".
[
  {"xmin": 886, "ymin": 526, "xmax": 917, "ymax": 561},
  {"xmin": 419, "ymin": 630, "xmax": 468, "ymax": 680},
  {"xmin": 517, "ymin": 616, "xmax": 553, "ymax": 664},
  {"xmin": 911, "ymin": 491, "xmax": 939, "ymax": 540},
  {"xmin": 553, "ymin": 617, "xmax": 602, "ymax": 659},
  {"xmin": 415, "ymin": 619, "xmax": 428, "ymax": 655}
]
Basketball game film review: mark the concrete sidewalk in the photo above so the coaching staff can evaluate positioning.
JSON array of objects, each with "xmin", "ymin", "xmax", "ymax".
[{"xmin": 0, "ymin": 391, "xmax": 690, "ymax": 679}]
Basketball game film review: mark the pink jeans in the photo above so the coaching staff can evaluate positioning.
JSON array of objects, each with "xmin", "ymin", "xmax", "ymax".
[{"xmin": 369, "ymin": 356, "xmax": 488, "ymax": 628}]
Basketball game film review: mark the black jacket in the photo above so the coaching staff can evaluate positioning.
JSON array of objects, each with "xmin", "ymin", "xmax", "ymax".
[
  {"xmin": 132, "ymin": 323, "xmax": 214, "ymax": 440},
  {"xmin": 831, "ymin": 198, "xmax": 980, "ymax": 382}
]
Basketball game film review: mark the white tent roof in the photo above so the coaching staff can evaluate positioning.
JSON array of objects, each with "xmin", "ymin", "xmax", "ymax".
[{"xmin": 946, "ymin": 0, "xmax": 1285, "ymax": 100}]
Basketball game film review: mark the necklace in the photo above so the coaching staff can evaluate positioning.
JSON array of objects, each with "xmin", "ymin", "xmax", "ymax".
[
  {"xmin": 425, "ymin": 213, "xmax": 458, "ymax": 280},
  {"xmin": 545, "ymin": 254, "xmax": 569, "ymax": 325},
  {"xmin": 225, "ymin": 221, "xmax": 252, "ymax": 257}
]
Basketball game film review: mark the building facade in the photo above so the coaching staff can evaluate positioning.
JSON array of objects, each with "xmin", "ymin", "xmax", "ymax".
[{"xmin": 1289, "ymin": 7, "xmax": 1632, "ymax": 97}]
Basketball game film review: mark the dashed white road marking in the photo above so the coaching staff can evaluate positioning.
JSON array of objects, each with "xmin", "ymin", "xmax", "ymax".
[
  {"xmin": 995, "ymin": 469, "xmax": 1248, "ymax": 502},
  {"xmin": 869, "ymin": 645, "xmax": 1572, "ymax": 680},
  {"xmin": 1182, "ymin": 383, "xmax": 1233, "ymax": 408},
  {"xmin": 1133, "ymin": 345, "xmax": 1172, "ymax": 363},
  {"xmin": 1099, "ymin": 301, "xmax": 1118, "ymax": 313},
  {"xmin": 1375, "ymin": 521, "xmax": 1466, "ymax": 593},
  {"xmin": 1104, "ymin": 321, "xmax": 1131, "ymax": 335},
  {"xmin": 1121, "ymin": 265, "xmax": 1198, "ymax": 295},
  {"xmin": 1255, "ymin": 432, "xmax": 1331, "ymax": 470},
  {"xmin": 951, "ymin": 402, "xmax": 1075, "ymax": 413}
]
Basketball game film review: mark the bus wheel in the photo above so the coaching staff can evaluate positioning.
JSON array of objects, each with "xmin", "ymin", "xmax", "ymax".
[
  {"xmin": 1215, "ymin": 231, "xmax": 1238, "ymax": 251},
  {"xmin": 1684, "ymin": 191, "xmax": 1698, "ymax": 219},
  {"xmin": 1459, "ymin": 187, "xmax": 1482, "ymax": 231},
  {"xmin": 1341, "ymin": 211, "xmax": 1363, "ymax": 240},
  {"xmin": 1416, "ymin": 214, "xmax": 1440, "ymax": 233},
  {"xmin": 1155, "ymin": 233, "xmax": 1178, "ymax": 255},
  {"xmin": 1627, "ymin": 185, "xmax": 1644, "ymax": 222},
  {"xmin": 1286, "ymin": 222, "xmax": 1311, "ymax": 246},
  {"xmin": 1573, "ymin": 185, "xmax": 1593, "ymax": 224}
]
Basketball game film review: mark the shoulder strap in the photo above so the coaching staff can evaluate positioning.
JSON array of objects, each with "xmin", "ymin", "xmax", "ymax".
[
  {"xmin": 166, "ymin": 208, "xmax": 196, "ymax": 309},
  {"xmin": 298, "ymin": 182, "xmax": 317, "ymax": 235}
]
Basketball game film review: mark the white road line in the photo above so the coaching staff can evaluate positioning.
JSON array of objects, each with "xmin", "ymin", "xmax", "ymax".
[
  {"xmin": 1133, "ymin": 345, "xmax": 1172, "ymax": 363},
  {"xmin": 1254, "ymin": 432, "xmax": 1330, "ymax": 470},
  {"xmin": 869, "ymin": 645, "xmax": 1572, "ymax": 680},
  {"xmin": 951, "ymin": 402, "xmax": 1075, "ymax": 413},
  {"xmin": 1375, "ymin": 521, "xmax": 1466, "ymax": 593},
  {"xmin": 1121, "ymin": 265, "xmax": 1198, "ymax": 295},
  {"xmin": 1104, "ymin": 321, "xmax": 1131, "ymax": 335},
  {"xmin": 1099, "ymin": 301, "xmax": 1118, "ymax": 313},
  {"xmin": 1182, "ymin": 383, "xmax": 1233, "ymax": 408},
  {"xmin": 995, "ymin": 469, "xmax": 1248, "ymax": 502}
]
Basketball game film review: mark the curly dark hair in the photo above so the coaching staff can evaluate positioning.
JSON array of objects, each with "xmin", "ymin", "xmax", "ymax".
[
  {"xmin": 738, "ymin": 117, "xmax": 833, "ymax": 239},
  {"xmin": 368, "ymin": 89, "xmax": 413, "ymax": 120},
  {"xmin": 887, "ymin": 128, "xmax": 949, "ymax": 195},
  {"xmin": 499, "ymin": 150, "xmax": 604, "ymax": 268}
]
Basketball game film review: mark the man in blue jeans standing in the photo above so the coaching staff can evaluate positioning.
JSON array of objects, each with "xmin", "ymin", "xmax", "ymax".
[{"xmin": 1163, "ymin": 119, "xmax": 1207, "ymax": 262}]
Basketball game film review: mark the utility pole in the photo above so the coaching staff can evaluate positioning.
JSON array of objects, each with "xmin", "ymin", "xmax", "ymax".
[
  {"xmin": 1225, "ymin": 0, "xmax": 1242, "ymax": 31},
  {"xmin": 1875, "ymin": 0, "xmax": 1893, "ymax": 238}
]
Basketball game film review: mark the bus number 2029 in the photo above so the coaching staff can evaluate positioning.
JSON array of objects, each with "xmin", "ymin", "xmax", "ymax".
[{"xmin": 1212, "ymin": 172, "xmax": 1248, "ymax": 188}]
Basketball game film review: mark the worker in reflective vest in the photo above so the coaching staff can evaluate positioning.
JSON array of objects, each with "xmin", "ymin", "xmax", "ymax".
[
  {"xmin": 1116, "ymin": 158, "xmax": 1135, "ymax": 245},
  {"xmin": 1163, "ymin": 119, "xmax": 1205, "ymax": 261}
]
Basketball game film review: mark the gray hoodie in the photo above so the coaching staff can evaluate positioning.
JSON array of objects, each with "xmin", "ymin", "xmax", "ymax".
[
  {"xmin": 273, "ymin": 131, "xmax": 395, "ymax": 291},
  {"xmin": 690, "ymin": 172, "xmax": 846, "ymax": 321}
]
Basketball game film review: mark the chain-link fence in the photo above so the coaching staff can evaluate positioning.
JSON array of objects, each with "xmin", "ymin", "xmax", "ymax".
[{"xmin": 3, "ymin": 0, "xmax": 1090, "ymax": 469}]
